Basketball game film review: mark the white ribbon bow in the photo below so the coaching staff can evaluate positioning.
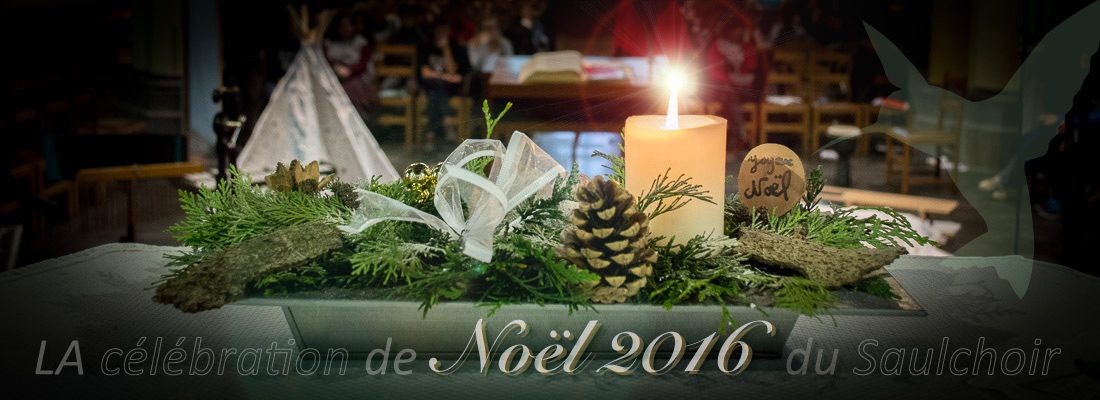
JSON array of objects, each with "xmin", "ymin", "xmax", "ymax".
[{"xmin": 340, "ymin": 131, "xmax": 566, "ymax": 262}]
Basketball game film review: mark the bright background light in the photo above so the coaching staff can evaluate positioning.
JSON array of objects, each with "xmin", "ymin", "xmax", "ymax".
[{"xmin": 663, "ymin": 67, "xmax": 695, "ymax": 94}]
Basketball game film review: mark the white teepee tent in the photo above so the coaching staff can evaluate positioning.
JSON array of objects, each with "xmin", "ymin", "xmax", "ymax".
[{"xmin": 236, "ymin": 6, "xmax": 399, "ymax": 182}]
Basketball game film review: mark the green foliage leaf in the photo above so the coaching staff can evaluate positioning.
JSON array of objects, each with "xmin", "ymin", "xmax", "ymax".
[
  {"xmin": 802, "ymin": 165, "xmax": 825, "ymax": 211},
  {"xmin": 505, "ymin": 164, "xmax": 577, "ymax": 237},
  {"xmin": 168, "ymin": 166, "xmax": 350, "ymax": 251},
  {"xmin": 648, "ymin": 236, "xmax": 775, "ymax": 306},
  {"xmin": 349, "ymin": 238, "xmax": 443, "ymax": 286},
  {"xmin": 482, "ymin": 99, "xmax": 513, "ymax": 139},
  {"xmin": 478, "ymin": 233, "xmax": 598, "ymax": 313},
  {"xmin": 365, "ymin": 175, "xmax": 437, "ymax": 213},
  {"xmin": 847, "ymin": 276, "xmax": 900, "ymax": 300},
  {"xmin": 253, "ymin": 264, "xmax": 329, "ymax": 296},
  {"xmin": 774, "ymin": 276, "xmax": 836, "ymax": 317},
  {"xmin": 591, "ymin": 132, "xmax": 626, "ymax": 184},
  {"xmin": 637, "ymin": 168, "xmax": 715, "ymax": 222},
  {"xmin": 745, "ymin": 199, "xmax": 935, "ymax": 249}
]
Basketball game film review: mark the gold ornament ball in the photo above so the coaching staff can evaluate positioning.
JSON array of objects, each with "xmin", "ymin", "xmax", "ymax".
[{"xmin": 404, "ymin": 162, "xmax": 434, "ymax": 181}]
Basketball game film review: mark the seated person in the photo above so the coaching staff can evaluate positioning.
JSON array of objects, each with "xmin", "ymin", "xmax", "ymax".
[
  {"xmin": 420, "ymin": 22, "xmax": 470, "ymax": 149},
  {"xmin": 468, "ymin": 17, "xmax": 513, "ymax": 74},
  {"xmin": 506, "ymin": 1, "xmax": 551, "ymax": 55},
  {"xmin": 325, "ymin": 13, "xmax": 378, "ymax": 115}
]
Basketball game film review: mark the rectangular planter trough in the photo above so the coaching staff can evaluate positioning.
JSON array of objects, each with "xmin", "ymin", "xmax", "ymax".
[{"xmin": 235, "ymin": 285, "xmax": 925, "ymax": 360}]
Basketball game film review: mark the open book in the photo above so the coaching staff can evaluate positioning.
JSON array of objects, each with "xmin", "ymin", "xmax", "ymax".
[
  {"xmin": 517, "ymin": 51, "xmax": 633, "ymax": 84},
  {"xmin": 518, "ymin": 50, "xmax": 584, "ymax": 83}
]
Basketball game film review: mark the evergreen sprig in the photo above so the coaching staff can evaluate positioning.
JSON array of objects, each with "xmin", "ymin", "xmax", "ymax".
[
  {"xmin": 748, "ymin": 204, "xmax": 935, "ymax": 249},
  {"xmin": 253, "ymin": 263, "xmax": 329, "ymax": 296},
  {"xmin": 644, "ymin": 234, "xmax": 840, "ymax": 330},
  {"xmin": 464, "ymin": 100, "xmax": 515, "ymax": 176},
  {"xmin": 366, "ymin": 175, "xmax": 436, "ymax": 213},
  {"xmin": 505, "ymin": 164, "xmax": 578, "ymax": 236},
  {"xmin": 348, "ymin": 234, "xmax": 443, "ymax": 286},
  {"xmin": 834, "ymin": 206, "xmax": 936, "ymax": 248},
  {"xmin": 400, "ymin": 233, "xmax": 598, "ymax": 317},
  {"xmin": 168, "ymin": 166, "xmax": 349, "ymax": 250},
  {"xmin": 774, "ymin": 276, "xmax": 836, "ymax": 317},
  {"xmin": 477, "ymin": 233, "xmax": 599, "ymax": 314},
  {"xmin": 802, "ymin": 165, "xmax": 825, "ymax": 211},
  {"xmin": 647, "ymin": 235, "xmax": 754, "ymax": 309},
  {"xmin": 735, "ymin": 165, "xmax": 936, "ymax": 250},
  {"xmin": 847, "ymin": 276, "xmax": 900, "ymax": 300},
  {"xmin": 482, "ymin": 99, "xmax": 513, "ymax": 139},
  {"xmin": 407, "ymin": 266, "xmax": 473, "ymax": 316},
  {"xmin": 637, "ymin": 168, "xmax": 715, "ymax": 221},
  {"xmin": 591, "ymin": 132, "xmax": 626, "ymax": 184}
]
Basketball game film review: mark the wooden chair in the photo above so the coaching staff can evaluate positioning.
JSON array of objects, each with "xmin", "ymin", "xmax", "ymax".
[
  {"xmin": 808, "ymin": 50, "xmax": 853, "ymax": 101},
  {"xmin": 34, "ymin": 160, "xmax": 78, "ymax": 219},
  {"xmin": 806, "ymin": 50, "xmax": 860, "ymax": 155},
  {"xmin": 374, "ymin": 44, "xmax": 418, "ymax": 151},
  {"xmin": 859, "ymin": 103, "xmax": 914, "ymax": 155},
  {"xmin": 705, "ymin": 101, "xmax": 758, "ymax": 146},
  {"xmin": 738, "ymin": 103, "xmax": 758, "ymax": 145},
  {"xmin": 416, "ymin": 96, "xmax": 472, "ymax": 142},
  {"xmin": 810, "ymin": 103, "xmax": 862, "ymax": 153},
  {"xmin": 75, "ymin": 161, "xmax": 205, "ymax": 242},
  {"xmin": 775, "ymin": 39, "xmax": 816, "ymax": 53},
  {"xmin": 857, "ymin": 104, "xmax": 879, "ymax": 155},
  {"xmin": 884, "ymin": 97, "xmax": 964, "ymax": 193},
  {"xmin": 7, "ymin": 159, "xmax": 77, "ymax": 233},
  {"xmin": 7, "ymin": 162, "xmax": 38, "ymax": 232},
  {"xmin": 770, "ymin": 50, "xmax": 808, "ymax": 79},
  {"xmin": 760, "ymin": 102, "xmax": 811, "ymax": 155},
  {"xmin": 759, "ymin": 50, "xmax": 811, "ymax": 155}
]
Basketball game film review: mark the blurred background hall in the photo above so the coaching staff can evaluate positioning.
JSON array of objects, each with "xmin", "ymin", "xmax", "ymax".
[{"xmin": 1, "ymin": 0, "xmax": 1098, "ymax": 273}]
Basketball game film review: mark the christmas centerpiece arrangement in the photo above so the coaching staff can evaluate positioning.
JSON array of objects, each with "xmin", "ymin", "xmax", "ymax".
[{"xmin": 155, "ymin": 101, "xmax": 934, "ymax": 324}]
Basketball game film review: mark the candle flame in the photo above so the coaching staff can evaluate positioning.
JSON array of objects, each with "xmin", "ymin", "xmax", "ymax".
[
  {"xmin": 663, "ymin": 69, "xmax": 687, "ymax": 130},
  {"xmin": 664, "ymin": 88, "xmax": 679, "ymax": 129}
]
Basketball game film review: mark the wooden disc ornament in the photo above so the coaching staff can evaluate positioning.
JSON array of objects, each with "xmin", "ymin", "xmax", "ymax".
[{"xmin": 737, "ymin": 143, "xmax": 807, "ymax": 215}]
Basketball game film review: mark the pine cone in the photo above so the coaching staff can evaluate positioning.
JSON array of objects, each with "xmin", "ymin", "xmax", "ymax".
[
  {"xmin": 329, "ymin": 179, "xmax": 360, "ymax": 209},
  {"xmin": 557, "ymin": 176, "xmax": 656, "ymax": 303},
  {"xmin": 723, "ymin": 196, "xmax": 768, "ymax": 236}
]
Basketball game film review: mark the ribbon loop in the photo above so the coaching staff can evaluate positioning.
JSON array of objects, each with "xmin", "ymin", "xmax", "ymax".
[{"xmin": 340, "ymin": 131, "xmax": 566, "ymax": 262}]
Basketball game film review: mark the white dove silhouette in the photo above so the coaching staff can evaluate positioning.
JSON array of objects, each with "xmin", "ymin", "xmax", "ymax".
[{"xmin": 862, "ymin": 2, "xmax": 1100, "ymax": 297}]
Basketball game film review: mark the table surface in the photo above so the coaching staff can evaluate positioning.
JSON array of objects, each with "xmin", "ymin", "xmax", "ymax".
[{"xmin": 3, "ymin": 243, "xmax": 1099, "ymax": 398}]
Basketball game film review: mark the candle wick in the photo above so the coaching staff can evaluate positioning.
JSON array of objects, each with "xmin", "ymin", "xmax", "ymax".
[{"xmin": 664, "ymin": 88, "xmax": 679, "ymax": 130}]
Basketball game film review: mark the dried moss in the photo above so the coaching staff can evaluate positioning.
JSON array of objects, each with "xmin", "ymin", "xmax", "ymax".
[
  {"xmin": 736, "ymin": 228, "xmax": 905, "ymax": 288},
  {"xmin": 155, "ymin": 222, "xmax": 344, "ymax": 312}
]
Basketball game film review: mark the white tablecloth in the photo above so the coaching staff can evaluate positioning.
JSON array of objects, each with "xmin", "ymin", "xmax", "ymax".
[{"xmin": 2, "ymin": 243, "xmax": 1098, "ymax": 398}]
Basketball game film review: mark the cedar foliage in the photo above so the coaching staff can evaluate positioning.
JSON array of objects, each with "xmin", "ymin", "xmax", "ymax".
[
  {"xmin": 160, "ymin": 129, "xmax": 934, "ymax": 320},
  {"xmin": 169, "ymin": 166, "xmax": 349, "ymax": 251}
]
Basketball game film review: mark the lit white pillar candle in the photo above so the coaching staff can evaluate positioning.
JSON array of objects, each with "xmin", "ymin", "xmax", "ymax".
[{"xmin": 624, "ymin": 70, "xmax": 727, "ymax": 244}]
